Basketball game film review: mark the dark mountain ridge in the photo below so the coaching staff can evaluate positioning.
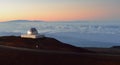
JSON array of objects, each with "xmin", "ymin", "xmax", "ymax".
[
  {"xmin": 0, "ymin": 36, "xmax": 91, "ymax": 53},
  {"xmin": 0, "ymin": 36, "xmax": 120, "ymax": 65}
]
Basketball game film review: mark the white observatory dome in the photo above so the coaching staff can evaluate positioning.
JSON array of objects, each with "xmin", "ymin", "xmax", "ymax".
[
  {"xmin": 21, "ymin": 27, "xmax": 45, "ymax": 38},
  {"xmin": 27, "ymin": 28, "xmax": 38, "ymax": 35}
]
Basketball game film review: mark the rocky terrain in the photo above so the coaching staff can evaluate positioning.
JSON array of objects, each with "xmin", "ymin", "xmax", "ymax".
[
  {"xmin": 0, "ymin": 36, "xmax": 91, "ymax": 53},
  {"xmin": 0, "ymin": 36, "xmax": 120, "ymax": 65}
]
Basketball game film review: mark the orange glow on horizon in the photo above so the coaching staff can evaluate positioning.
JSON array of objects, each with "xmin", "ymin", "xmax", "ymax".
[
  {"xmin": 0, "ymin": 7, "xmax": 108, "ymax": 22},
  {"xmin": 0, "ymin": 0, "xmax": 119, "ymax": 22}
]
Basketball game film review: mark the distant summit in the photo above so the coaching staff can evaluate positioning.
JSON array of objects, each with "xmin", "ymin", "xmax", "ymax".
[{"xmin": 5, "ymin": 20, "xmax": 44, "ymax": 22}]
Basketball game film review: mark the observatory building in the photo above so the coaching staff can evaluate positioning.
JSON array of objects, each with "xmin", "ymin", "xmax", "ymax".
[{"xmin": 21, "ymin": 28, "xmax": 44, "ymax": 39}]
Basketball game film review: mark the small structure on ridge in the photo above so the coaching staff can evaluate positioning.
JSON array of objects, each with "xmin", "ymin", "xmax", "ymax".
[{"xmin": 21, "ymin": 28, "xmax": 45, "ymax": 39}]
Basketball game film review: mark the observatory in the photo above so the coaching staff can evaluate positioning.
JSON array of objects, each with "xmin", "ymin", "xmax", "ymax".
[{"xmin": 21, "ymin": 28, "xmax": 44, "ymax": 39}]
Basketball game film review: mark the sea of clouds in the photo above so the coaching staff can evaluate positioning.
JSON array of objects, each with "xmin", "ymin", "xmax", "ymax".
[{"xmin": 0, "ymin": 21, "xmax": 120, "ymax": 48}]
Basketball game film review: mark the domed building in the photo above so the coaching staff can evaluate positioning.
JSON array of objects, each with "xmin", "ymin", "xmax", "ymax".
[
  {"xmin": 27, "ymin": 28, "xmax": 38, "ymax": 35},
  {"xmin": 21, "ymin": 28, "xmax": 44, "ymax": 39}
]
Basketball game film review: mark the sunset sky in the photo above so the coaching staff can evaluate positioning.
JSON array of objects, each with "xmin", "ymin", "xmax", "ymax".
[{"xmin": 0, "ymin": 0, "xmax": 120, "ymax": 22}]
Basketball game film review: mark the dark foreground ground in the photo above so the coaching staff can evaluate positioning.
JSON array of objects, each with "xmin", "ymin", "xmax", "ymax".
[
  {"xmin": 0, "ymin": 36, "xmax": 120, "ymax": 65},
  {"xmin": 0, "ymin": 45, "xmax": 120, "ymax": 65}
]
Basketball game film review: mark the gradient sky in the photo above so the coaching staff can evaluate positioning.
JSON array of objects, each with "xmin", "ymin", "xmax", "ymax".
[{"xmin": 0, "ymin": 0, "xmax": 120, "ymax": 22}]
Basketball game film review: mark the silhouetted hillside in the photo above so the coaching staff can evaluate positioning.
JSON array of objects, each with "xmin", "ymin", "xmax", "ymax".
[
  {"xmin": 0, "ymin": 36, "xmax": 120, "ymax": 65},
  {"xmin": 0, "ymin": 36, "xmax": 91, "ymax": 53}
]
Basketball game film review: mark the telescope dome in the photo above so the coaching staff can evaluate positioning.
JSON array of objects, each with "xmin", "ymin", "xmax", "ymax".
[{"xmin": 27, "ymin": 28, "xmax": 38, "ymax": 35}]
